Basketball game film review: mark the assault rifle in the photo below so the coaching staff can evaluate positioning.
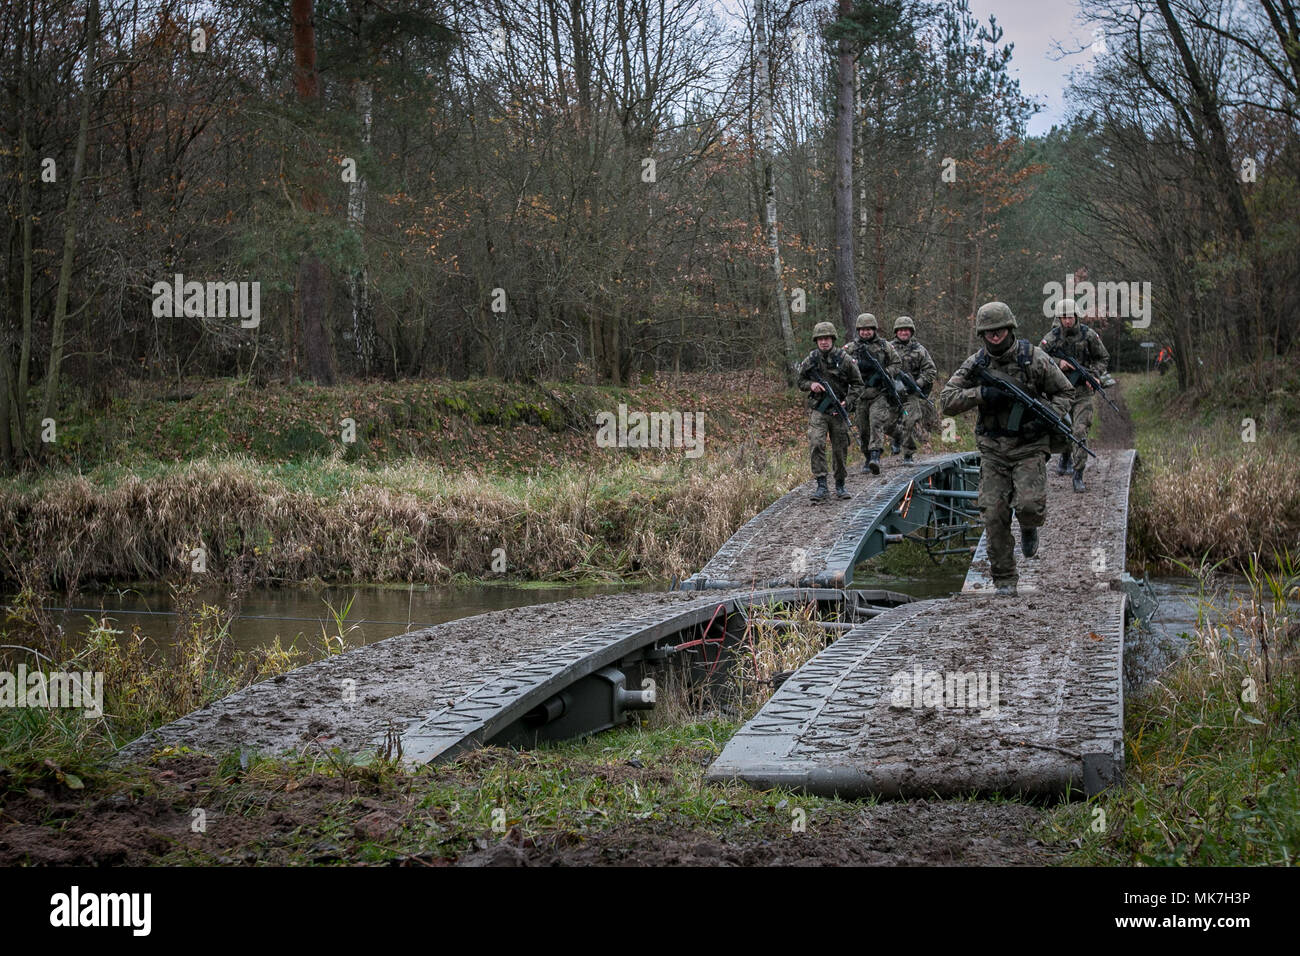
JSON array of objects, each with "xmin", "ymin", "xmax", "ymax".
[
  {"xmin": 852, "ymin": 346, "xmax": 905, "ymax": 414},
  {"xmin": 1046, "ymin": 348, "xmax": 1121, "ymax": 415},
  {"xmin": 971, "ymin": 366, "xmax": 1096, "ymax": 458},
  {"xmin": 896, "ymin": 370, "xmax": 936, "ymax": 413},
  {"xmin": 808, "ymin": 368, "xmax": 859, "ymax": 442}
]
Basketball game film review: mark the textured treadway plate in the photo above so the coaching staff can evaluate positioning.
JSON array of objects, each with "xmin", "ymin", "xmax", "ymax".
[
  {"xmin": 684, "ymin": 452, "xmax": 976, "ymax": 590},
  {"xmin": 706, "ymin": 589, "xmax": 1126, "ymax": 797},
  {"xmin": 963, "ymin": 449, "xmax": 1135, "ymax": 595},
  {"xmin": 116, "ymin": 587, "xmax": 902, "ymax": 764},
  {"xmin": 395, "ymin": 587, "xmax": 909, "ymax": 764}
]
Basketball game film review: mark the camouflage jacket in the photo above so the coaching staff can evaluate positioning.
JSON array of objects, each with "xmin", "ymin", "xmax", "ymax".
[
  {"xmin": 892, "ymin": 338, "xmax": 938, "ymax": 392},
  {"xmin": 843, "ymin": 335, "xmax": 898, "ymax": 399},
  {"xmin": 1040, "ymin": 323, "xmax": 1109, "ymax": 392},
  {"xmin": 940, "ymin": 338, "xmax": 1072, "ymax": 455},
  {"xmin": 797, "ymin": 346, "xmax": 864, "ymax": 411}
]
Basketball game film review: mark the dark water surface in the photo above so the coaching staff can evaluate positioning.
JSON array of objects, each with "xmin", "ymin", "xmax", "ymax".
[
  {"xmin": 36, "ymin": 580, "xmax": 660, "ymax": 659},
  {"xmin": 24, "ymin": 568, "xmax": 1244, "ymax": 674}
]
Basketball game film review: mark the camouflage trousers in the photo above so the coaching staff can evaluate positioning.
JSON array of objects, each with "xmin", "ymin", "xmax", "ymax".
[
  {"xmin": 889, "ymin": 395, "xmax": 928, "ymax": 452},
  {"xmin": 977, "ymin": 440, "xmax": 1050, "ymax": 589},
  {"xmin": 854, "ymin": 394, "xmax": 898, "ymax": 456},
  {"xmin": 1065, "ymin": 390, "xmax": 1095, "ymax": 472},
  {"xmin": 808, "ymin": 409, "xmax": 850, "ymax": 483}
]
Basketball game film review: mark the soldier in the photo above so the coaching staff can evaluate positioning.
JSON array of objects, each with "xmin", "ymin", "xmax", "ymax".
[
  {"xmin": 797, "ymin": 321, "xmax": 864, "ymax": 502},
  {"xmin": 843, "ymin": 313, "xmax": 900, "ymax": 475},
  {"xmin": 1040, "ymin": 297, "xmax": 1109, "ymax": 492},
  {"xmin": 940, "ymin": 301, "xmax": 1072, "ymax": 596},
  {"xmin": 888, "ymin": 316, "xmax": 938, "ymax": 463}
]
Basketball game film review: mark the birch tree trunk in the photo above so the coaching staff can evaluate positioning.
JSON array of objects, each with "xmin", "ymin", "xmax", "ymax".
[
  {"xmin": 755, "ymin": 0, "xmax": 797, "ymax": 378},
  {"xmin": 833, "ymin": 0, "xmax": 860, "ymax": 332},
  {"xmin": 347, "ymin": 79, "xmax": 374, "ymax": 374}
]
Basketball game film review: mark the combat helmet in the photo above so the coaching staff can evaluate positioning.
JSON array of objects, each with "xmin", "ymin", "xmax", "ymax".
[
  {"xmin": 855, "ymin": 313, "xmax": 878, "ymax": 330},
  {"xmin": 1054, "ymin": 298, "xmax": 1078, "ymax": 319},
  {"xmin": 812, "ymin": 321, "xmax": 837, "ymax": 340},
  {"xmin": 974, "ymin": 301, "xmax": 1018, "ymax": 333},
  {"xmin": 893, "ymin": 316, "xmax": 915, "ymax": 332}
]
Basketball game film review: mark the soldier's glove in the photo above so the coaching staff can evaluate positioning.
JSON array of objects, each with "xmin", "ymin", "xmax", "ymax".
[{"xmin": 980, "ymin": 385, "xmax": 1011, "ymax": 409}]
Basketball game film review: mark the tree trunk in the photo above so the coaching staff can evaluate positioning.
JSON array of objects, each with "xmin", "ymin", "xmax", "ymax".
[
  {"xmin": 291, "ymin": 0, "xmax": 337, "ymax": 385},
  {"xmin": 347, "ymin": 79, "xmax": 374, "ymax": 375},
  {"xmin": 756, "ymin": 0, "xmax": 797, "ymax": 379},
  {"xmin": 833, "ymin": 0, "xmax": 860, "ymax": 332},
  {"xmin": 38, "ymin": 0, "xmax": 98, "ymax": 450}
]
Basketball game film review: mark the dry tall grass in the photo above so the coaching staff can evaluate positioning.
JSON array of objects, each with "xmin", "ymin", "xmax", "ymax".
[{"xmin": 0, "ymin": 447, "xmax": 801, "ymax": 589}]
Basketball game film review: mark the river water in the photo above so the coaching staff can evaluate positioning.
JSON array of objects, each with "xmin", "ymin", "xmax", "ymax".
[{"xmin": 24, "ymin": 569, "xmax": 1261, "ymax": 686}]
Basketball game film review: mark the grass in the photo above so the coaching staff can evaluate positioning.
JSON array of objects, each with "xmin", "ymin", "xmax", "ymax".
[
  {"xmin": 0, "ymin": 580, "xmax": 302, "ymax": 792},
  {"xmin": 1041, "ymin": 554, "xmax": 1300, "ymax": 864},
  {"xmin": 114, "ymin": 722, "xmax": 849, "ymax": 865}
]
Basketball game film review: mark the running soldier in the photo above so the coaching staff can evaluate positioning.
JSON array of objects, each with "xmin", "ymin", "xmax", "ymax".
[
  {"xmin": 941, "ymin": 302, "xmax": 1072, "ymax": 596},
  {"xmin": 1040, "ymin": 297, "xmax": 1109, "ymax": 492},
  {"xmin": 797, "ymin": 321, "xmax": 864, "ymax": 502},
  {"xmin": 888, "ymin": 316, "xmax": 937, "ymax": 463},
  {"xmin": 843, "ymin": 313, "xmax": 900, "ymax": 475}
]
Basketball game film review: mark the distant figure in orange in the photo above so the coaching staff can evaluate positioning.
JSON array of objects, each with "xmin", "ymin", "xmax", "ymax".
[{"xmin": 1156, "ymin": 346, "xmax": 1174, "ymax": 375}]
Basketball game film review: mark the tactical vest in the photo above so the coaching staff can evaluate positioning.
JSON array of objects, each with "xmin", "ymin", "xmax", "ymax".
[
  {"xmin": 894, "ymin": 340, "xmax": 930, "ymax": 383},
  {"xmin": 974, "ymin": 339, "xmax": 1047, "ymax": 439},
  {"xmin": 804, "ymin": 348, "xmax": 855, "ymax": 411},
  {"xmin": 848, "ymin": 339, "xmax": 891, "ymax": 389},
  {"xmin": 1045, "ymin": 325, "xmax": 1092, "ymax": 386}
]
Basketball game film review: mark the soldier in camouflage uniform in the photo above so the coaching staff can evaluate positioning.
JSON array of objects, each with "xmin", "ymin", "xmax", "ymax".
[
  {"xmin": 887, "ymin": 316, "xmax": 938, "ymax": 463},
  {"xmin": 940, "ymin": 302, "xmax": 1072, "ymax": 596},
  {"xmin": 843, "ymin": 313, "xmax": 901, "ymax": 475},
  {"xmin": 1040, "ymin": 298, "xmax": 1109, "ymax": 493},
  {"xmin": 797, "ymin": 321, "xmax": 864, "ymax": 502}
]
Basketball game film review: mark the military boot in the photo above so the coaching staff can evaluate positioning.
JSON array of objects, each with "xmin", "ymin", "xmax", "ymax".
[
  {"xmin": 810, "ymin": 477, "xmax": 829, "ymax": 502},
  {"xmin": 994, "ymin": 583, "xmax": 1018, "ymax": 597},
  {"xmin": 1055, "ymin": 453, "xmax": 1071, "ymax": 476},
  {"xmin": 1072, "ymin": 469, "xmax": 1086, "ymax": 493},
  {"xmin": 835, "ymin": 482, "xmax": 851, "ymax": 500},
  {"xmin": 861, "ymin": 456, "xmax": 872, "ymax": 473},
  {"xmin": 868, "ymin": 450, "xmax": 881, "ymax": 475},
  {"xmin": 890, "ymin": 440, "xmax": 901, "ymax": 456},
  {"xmin": 903, "ymin": 452, "xmax": 914, "ymax": 463},
  {"xmin": 1021, "ymin": 527, "xmax": 1039, "ymax": 558}
]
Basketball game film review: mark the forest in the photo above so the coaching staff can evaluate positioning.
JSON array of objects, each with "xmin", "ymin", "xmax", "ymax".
[{"xmin": 2, "ymin": 0, "xmax": 1295, "ymax": 472}]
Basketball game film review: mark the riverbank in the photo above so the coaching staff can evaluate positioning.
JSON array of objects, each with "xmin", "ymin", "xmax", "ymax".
[
  {"xmin": 1, "ymin": 370, "xmax": 975, "ymax": 591},
  {"xmin": 0, "ymin": 371, "xmax": 804, "ymax": 590},
  {"xmin": 1123, "ymin": 358, "xmax": 1300, "ymax": 575}
]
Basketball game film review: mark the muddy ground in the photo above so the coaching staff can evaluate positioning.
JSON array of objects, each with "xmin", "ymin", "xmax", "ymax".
[{"xmin": 0, "ymin": 752, "xmax": 1063, "ymax": 866}]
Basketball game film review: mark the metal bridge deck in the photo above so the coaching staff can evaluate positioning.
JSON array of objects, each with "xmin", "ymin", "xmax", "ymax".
[
  {"xmin": 682, "ymin": 452, "xmax": 977, "ymax": 590},
  {"xmin": 707, "ymin": 449, "xmax": 1136, "ymax": 797},
  {"xmin": 116, "ymin": 587, "xmax": 911, "ymax": 765}
]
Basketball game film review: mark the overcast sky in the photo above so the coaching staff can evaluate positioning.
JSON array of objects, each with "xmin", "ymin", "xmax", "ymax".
[{"xmin": 967, "ymin": 0, "xmax": 1096, "ymax": 136}]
